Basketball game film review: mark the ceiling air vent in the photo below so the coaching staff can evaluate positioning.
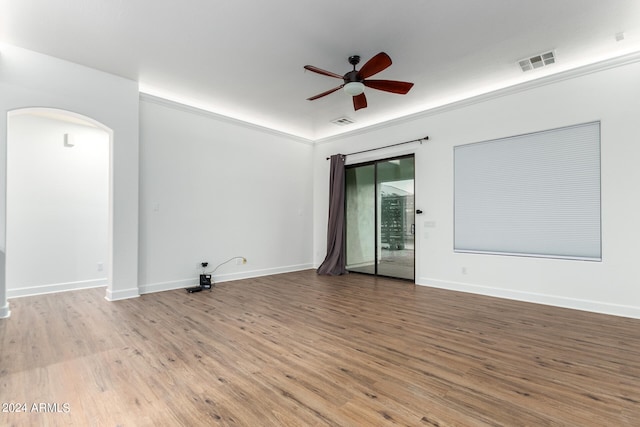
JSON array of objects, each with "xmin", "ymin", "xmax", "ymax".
[
  {"xmin": 331, "ymin": 117, "xmax": 355, "ymax": 126},
  {"xmin": 518, "ymin": 51, "xmax": 555, "ymax": 72}
]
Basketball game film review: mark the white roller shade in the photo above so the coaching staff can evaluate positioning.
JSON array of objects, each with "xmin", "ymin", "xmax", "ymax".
[{"xmin": 454, "ymin": 121, "xmax": 601, "ymax": 261}]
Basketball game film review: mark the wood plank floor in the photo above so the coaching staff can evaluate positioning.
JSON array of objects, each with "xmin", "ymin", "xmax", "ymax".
[{"xmin": 1, "ymin": 270, "xmax": 639, "ymax": 426}]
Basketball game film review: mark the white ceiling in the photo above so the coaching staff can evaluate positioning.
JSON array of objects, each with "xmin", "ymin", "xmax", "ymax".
[{"xmin": 2, "ymin": 0, "xmax": 640, "ymax": 141}]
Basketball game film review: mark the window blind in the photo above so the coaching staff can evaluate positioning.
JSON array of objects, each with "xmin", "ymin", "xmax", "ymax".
[{"xmin": 454, "ymin": 121, "xmax": 601, "ymax": 261}]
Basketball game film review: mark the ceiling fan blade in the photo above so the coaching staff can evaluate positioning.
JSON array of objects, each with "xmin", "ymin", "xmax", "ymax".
[
  {"xmin": 307, "ymin": 85, "xmax": 344, "ymax": 101},
  {"xmin": 358, "ymin": 52, "xmax": 392, "ymax": 79},
  {"xmin": 353, "ymin": 93, "xmax": 367, "ymax": 111},
  {"xmin": 364, "ymin": 79, "xmax": 414, "ymax": 94},
  {"xmin": 304, "ymin": 65, "xmax": 344, "ymax": 79}
]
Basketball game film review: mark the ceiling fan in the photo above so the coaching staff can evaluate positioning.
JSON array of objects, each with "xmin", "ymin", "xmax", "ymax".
[{"xmin": 304, "ymin": 52, "xmax": 414, "ymax": 111}]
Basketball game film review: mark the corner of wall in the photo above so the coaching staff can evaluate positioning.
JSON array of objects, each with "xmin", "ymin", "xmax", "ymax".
[
  {"xmin": 0, "ymin": 303, "xmax": 10, "ymax": 319},
  {"xmin": 104, "ymin": 286, "xmax": 140, "ymax": 301}
]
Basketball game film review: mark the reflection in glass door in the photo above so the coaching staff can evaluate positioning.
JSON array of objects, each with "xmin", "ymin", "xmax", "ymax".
[
  {"xmin": 345, "ymin": 164, "xmax": 376, "ymax": 275},
  {"xmin": 345, "ymin": 155, "xmax": 415, "ymax": 280}
]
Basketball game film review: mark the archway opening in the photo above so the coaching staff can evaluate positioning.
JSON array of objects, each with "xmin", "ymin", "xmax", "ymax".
[{"xmin": 6, "ymin": 108, "xmax": 112, "ymax": 297}]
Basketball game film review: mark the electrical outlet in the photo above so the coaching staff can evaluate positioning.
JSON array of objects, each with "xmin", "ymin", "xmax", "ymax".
[
  {"xmin": 236, "ymin": 258, "xmax": 243, "ymax": 265},
  {"xmin": 97, "ymin": 262, "xmax": 103, "ymax": 272},
  {"xmin": 461, "ymin": 267, "xmax": 467, "ymax": 275}
]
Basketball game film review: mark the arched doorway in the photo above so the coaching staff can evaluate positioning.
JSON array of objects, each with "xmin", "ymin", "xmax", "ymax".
[{"xmin": 6, "ymin": 108, "xmax": 113, "ymax": 297}]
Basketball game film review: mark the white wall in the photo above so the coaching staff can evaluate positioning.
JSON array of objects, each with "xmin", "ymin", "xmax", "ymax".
[
  {"xmin": 6, "ymin": 113, "xmax": 109, "ymax": 297},
  {"xmin": 138, "ymin": 96, "xmax": 314, "ymax": 293},
  {"xmin": 314, "ymin": 57, "xmax": 640, "ymax": 319},
  {"xmin": 0, "ymin": 45, "xmax": 140, "ymax": 317},
  {"xmin": 3, "ymin": 44, "xmax": 638, "ymax": 320}
]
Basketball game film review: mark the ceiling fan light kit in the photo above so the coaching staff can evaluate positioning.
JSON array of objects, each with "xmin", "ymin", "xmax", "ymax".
[
  {"xmin": 343, "ymin": 82, "xmax": 365, "ymax": 96},
  {"xmin": 304, "ymin": 52, "xmax": 414, "ymax": 111}
]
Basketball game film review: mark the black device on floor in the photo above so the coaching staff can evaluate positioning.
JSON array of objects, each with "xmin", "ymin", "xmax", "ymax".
[
  {"xmin": 200, "ymin": 274, "xmax": 212, "ymax": 289},
  {"xmin": 185, "ymin": 274, "xmax": 212, "ymax": 293}
]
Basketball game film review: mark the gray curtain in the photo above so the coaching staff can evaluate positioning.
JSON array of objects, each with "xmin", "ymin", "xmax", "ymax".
[{"xmin": 317, "ymin": 154, "xmax": 348, "ymax": 275}]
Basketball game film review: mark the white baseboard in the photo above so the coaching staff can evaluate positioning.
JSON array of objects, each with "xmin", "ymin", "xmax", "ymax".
[
  {"xmin": 105, "ymin": 286, "xmax": 140, "ymax": 301},
  {"xmin": 139, "ymin": 263, "xmax": 315, "ymax": 295},
  {"xmin": 214, "ymin": 263, "xmax": 315, "ymax": 283},
  {"xmin": 7, "ymin": 279, "xmax": 108, "ymax": 299},
  {"xmin": 417, "ymin": 277, "xmax": 640, "ymax": 320},
  {"xmin": 138, "ymin": 278, "xmax": 200, "ymax": 294}
]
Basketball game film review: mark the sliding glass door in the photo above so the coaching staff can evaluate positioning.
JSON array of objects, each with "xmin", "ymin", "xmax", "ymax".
[
  {"xmin": 345, "ymin": 164, "xmax": 376, "ymax": 275},
  {"xmin": 345, "ymin": 155, "xmax": 415, "ymax": 280},
  {"xmin": 377, "ymin": 157, "xmax": 415, "ymax": 279}
]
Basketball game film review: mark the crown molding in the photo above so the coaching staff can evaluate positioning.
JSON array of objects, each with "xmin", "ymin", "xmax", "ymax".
[
  {"xmin": 313, "ymin": 50, "xmax": 640, "ymax": 145},
  {"xmin": 139, "ymin": 93, "xmax": 315, "ymax": 146},
  {"xmin": 139, "ymin": 50, "xmax": 640, "ymax": 146}
]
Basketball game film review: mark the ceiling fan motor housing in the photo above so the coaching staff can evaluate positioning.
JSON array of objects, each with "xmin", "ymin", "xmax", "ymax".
[{"xmin": 344, "ymin": 70, "xmax": 362, "ymax": 83}]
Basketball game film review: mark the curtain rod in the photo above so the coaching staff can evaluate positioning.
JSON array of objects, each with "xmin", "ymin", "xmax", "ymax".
[{"xmin": 326, "ymin": 136, "xmax": 429, "ymax": 160}]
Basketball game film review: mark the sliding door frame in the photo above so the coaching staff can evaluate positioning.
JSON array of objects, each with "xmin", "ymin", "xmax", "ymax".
[{"xmin": 344, "ymin": 153, "xmax": 415, "ymax": 281}]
